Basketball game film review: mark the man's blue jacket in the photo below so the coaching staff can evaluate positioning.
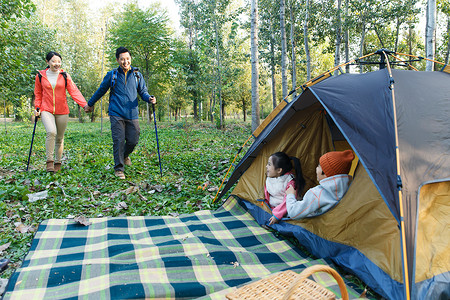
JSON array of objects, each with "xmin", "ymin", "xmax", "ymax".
[{"xmin": 88, "ymin": 66, "xmax": 152, "ymax": 120}]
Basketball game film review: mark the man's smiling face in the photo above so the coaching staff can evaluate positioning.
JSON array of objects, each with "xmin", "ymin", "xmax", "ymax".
[{"xmin": 117, "ymin": 52, "xmax": 131, "ymax": 71}]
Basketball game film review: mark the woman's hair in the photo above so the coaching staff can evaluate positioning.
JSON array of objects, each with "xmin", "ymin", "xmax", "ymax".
[
  {"xmin": 270, "ymin": 152, "xmax": 306, "ymax": 196},
  {"xmin": 45, "ymin": 51, "xmax": 62, "ymax": 62}
]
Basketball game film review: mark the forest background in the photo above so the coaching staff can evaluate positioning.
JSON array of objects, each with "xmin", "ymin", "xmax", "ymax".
[{"xmin": 1, "ymin": 0, "xmax": 449, "ymax": 131}]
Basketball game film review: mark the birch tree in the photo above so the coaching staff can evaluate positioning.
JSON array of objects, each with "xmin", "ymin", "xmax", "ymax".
[
  {"xmin": 426, "ymin": 0, "xmax": 436, "ymax": 71},
  {"xmin": 334, "ymin": 0, "xmax": 342, "ymax": 75},
  {"xmin": 304, "ymin": 0, "xmax": 311, "ymax": 80},
  {"xmin": 290, "ymin": 0, "xmax": 297, "ymax": 98},
  {"xmin": 251, "ymin": 0, "xmax": 260, "ymax": 131},
  {"xmin": 280, "ymin": 0, "xmax": 288, "ymax": 99}
]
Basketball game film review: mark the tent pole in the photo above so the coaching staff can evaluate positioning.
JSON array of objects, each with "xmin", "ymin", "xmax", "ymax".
[{"xmin": 382, "ymin": 51, "xmax": 411, "ymax": 300}]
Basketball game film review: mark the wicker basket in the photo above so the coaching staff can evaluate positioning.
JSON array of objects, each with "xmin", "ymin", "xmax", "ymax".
[{"xmin": 226, "ymin": 265, "xmax": 349, "ymax": 300}]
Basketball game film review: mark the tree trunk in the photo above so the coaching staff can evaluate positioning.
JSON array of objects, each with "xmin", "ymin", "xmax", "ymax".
[
  {"xmin": 304, "ymin": 0, "xmax": 311, "ymax": 80},
  {"xmin": 77, "ymin": 106, "xmax": 83, "ymax": 123},
  {"xmin": 344, "ymin": 0, "xmax": 349, "ymax": 73},
  {"xmin": 446, "ymin": 15, "xmax": 450, "ymax": 65},
  {"xmin": 214, "ymin": 16, "xmax": 223, "ymax": 128},
  {"xmin": 290, "ymin": 2, "xmax": 297, "ymax": 99},
  {"xmin": 280, "ymin": 0, "xmax": 288, "ymax": 99},
  {"xmin": 359, "ymin": 15, "xmax": 366, "ymax": 74},
  {"xmin": 334, "ymin": 0, "xmax": 342, "ymax": 76},
  {"xmin": 251, "ymin": 0, "xmax": 260, "ymax": 132},
  {"xmin": 243, "ymin": 97, "xmax": 247, "ymax": 122},
  {"xmin": 270, "ymin": 20, "xmax": 277, "ymax": 109},
  {"xmin": 425, "ymin": 0, "xmax": 436, "ymax": 71},
  {"xmin": 394, "ymin": 17, "xmax": 400, "ymax": 53}
]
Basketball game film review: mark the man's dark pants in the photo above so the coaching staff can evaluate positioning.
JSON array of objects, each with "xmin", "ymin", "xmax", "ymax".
[{"xmin": 110, "ymin": 115, "xmax": 140, "ymax": 172}]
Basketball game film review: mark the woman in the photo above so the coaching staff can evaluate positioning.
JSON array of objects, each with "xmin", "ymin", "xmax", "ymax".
[{"xmin": 34, "ymin": 51, "xmax": 88, "ymax": 172}]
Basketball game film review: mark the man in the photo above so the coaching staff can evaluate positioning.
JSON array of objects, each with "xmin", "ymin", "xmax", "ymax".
[{"xmin": 85, "ymin": 47, "xmax": 156, "ymax": 179}]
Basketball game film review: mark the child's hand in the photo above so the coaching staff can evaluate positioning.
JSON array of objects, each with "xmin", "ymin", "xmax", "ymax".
[
  {"xmin": 269, "ymin": 216, "xmax": 279, "ymax": 225},
  {"xmin": 286, "ymin": 186, "xmax": 296, "ymax": 195}
]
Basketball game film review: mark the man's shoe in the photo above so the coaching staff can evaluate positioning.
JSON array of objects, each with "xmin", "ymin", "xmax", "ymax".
[
  {"xmin": 114, "ymin": 170, "xmax": 125, "ymax": 179},
  {"xmin": 124, "ymin": 157, "xmax": 132, "ymax": 166}
]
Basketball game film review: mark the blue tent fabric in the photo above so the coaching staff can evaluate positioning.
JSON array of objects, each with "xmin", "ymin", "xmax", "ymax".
[
  {"xmin": 218, "ymin": 68, "xmax": 450, "ymax": 300},
  {"xmin": 309, "ymin": 69, "xmax": 399, "ymax": 222}
]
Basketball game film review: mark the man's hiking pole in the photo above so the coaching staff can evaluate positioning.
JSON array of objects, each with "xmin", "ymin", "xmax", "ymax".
[
  {"xmin": 151, "ymin": 101, "xmax": 163, "ymax": 176},
  {"xmin": 26, "ymin": 108, "xmax": 39, "ymax": 172}
]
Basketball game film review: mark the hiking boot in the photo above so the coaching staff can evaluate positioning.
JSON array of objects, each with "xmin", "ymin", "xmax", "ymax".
[
  {"xmin": 114, "ymin": 170, "xmax": 125, "ymax": 179},
  {"xmin": 124, "ymin": 157, "xmax": 132, "ymax": 166},
  {"xmin": 54, "ymin": 162, "xmax": 62, "ymax": 172},
  {"xmin": 46, "ymin": 161, "xmax": 54, "ymax": 172}
]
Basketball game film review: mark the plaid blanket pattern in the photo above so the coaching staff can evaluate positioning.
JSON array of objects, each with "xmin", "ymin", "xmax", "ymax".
[{"xmin": 4, "ymin": 198, "xmax": 359, "ymax": 299}]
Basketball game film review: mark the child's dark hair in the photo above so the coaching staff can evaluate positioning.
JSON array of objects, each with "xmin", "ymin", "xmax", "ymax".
[
  {"xmin": 270, "ymin": 152, "xmax": 306, "ymax": 196},
  {"xmin": 116, "ymin": 47, "xmax": 130, "ymax": 59}
]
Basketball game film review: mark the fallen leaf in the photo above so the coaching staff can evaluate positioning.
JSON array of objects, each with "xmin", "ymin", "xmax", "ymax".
[
  {"xmin": 115, "ymin": 201, "xmax": 128, "ymax": 210},
  {"xmin": 153, "ymin": 185, "xmax": 164, "ymax": 192},
  {"xmin": 0, "ymin": 242, "xmax": 11, "ymax": 253},
  {"xmin": 14, "ymin": 222, "xmax": 34, "ymax": 233},
  {"xmin": 125, "ymin": 186, "xmax": 138, "ymax": 195},
  {"xmin": 27, "ymin": 190, "xmax": 48, "ymax": 203},
  {"xmin": 207, "ymin": 186, "xmax": 219, "ymax": 192},
  {"xmin": 74, "ymin": 216, "xmax": 92, "ymax": 226}
]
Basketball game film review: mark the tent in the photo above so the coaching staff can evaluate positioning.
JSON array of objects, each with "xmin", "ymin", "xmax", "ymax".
[{"xmin": 218, "ymin": 62, "xmax": 450, "ymax": 299}]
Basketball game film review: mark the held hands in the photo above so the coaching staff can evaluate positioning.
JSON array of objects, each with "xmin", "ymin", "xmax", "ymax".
[
  {"xmin": 150, "ymin": 95, "xmax": 156, "ymax": 104},
  {"xmin": 83, "ymin": 105, "xmax": 93, "ymax": 113},
  {"xmin": 34, "ymin": 109, "xmax": 40, "ymax": 117}
]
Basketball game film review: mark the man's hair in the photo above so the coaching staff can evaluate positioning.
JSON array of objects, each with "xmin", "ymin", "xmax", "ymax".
[{"xmin": 116, "ymin": 47, "xmax": 131, "ymax": 59}]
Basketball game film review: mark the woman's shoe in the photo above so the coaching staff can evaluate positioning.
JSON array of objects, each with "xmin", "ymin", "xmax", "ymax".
[
  {"xmin": 46, "ymin": 161, "xmax": 54, "ymax": 172},
  {"xmin": 54, "ymin": 162, "xmax": 62, "ymax": 172}
]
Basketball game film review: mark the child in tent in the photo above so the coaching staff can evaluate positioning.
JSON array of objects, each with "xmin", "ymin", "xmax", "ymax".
[
  {"xmin": 286, "ymin": 150, "xmax": 355, "ymax": 219},
  {"xmin": 262, "ymin": 152, "xmax": 305, "ymax": 225}
]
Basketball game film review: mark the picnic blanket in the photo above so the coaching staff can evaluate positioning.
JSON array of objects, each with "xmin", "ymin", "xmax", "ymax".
[{"xmin": 4, "ymin": 197, "xmax": 361, "ymax": 299}]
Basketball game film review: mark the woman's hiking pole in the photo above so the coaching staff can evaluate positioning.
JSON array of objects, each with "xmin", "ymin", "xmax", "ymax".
[
  {"xmin": 26, "ymin": 109, "xmax": 39, "ymax": 172},
  {"xmin": 151, "ymin": 102, "xmax": 163, "ymax": 176}
]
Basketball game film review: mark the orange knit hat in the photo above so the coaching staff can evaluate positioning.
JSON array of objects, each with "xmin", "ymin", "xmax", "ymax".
[{"xmin": 319, "ymin": 150, "xmax": 355, "ymax": 177}]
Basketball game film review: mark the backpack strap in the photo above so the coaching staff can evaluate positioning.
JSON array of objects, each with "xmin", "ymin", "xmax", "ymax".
[
  {"xmin": 60, "ymin": 71, "xmax": 68, "ymax": 88},
  {"xmin": 111, "ymin": 67, "xmax": 140, "ymax": 90},
  {"xmin": 37, "ymin": 71, "xmax": 67, "ymax": 88},
  {"xmin": 133, "ymin": 68, "xmax": 140, "ymax": 90},
  {"xmin": 111, "ymin": 68, "xmax": 119, "ymax": 89}
]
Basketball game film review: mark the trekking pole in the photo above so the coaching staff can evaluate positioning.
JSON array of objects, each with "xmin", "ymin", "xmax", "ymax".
[
  {"xmin": 151, "ymin": 101, "xmax": 163, "ymax": 176},
  {"xmin": 26, "ymin": 108, "xmax": 39, "ymax": 172}
]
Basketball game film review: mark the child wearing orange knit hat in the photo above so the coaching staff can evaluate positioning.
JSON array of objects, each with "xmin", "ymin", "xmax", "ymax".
[{"xmin": 285, "ymin": 150, "xmax": 355, "ymax": 220}]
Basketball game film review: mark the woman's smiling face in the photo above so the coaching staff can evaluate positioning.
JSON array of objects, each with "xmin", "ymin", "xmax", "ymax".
[{"xmin": 46, "ymin": 55, "xmax": 61, "ymax": 72}]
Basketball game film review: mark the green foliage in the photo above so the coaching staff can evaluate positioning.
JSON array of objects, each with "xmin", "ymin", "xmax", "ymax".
[{"xmin": 0, "ymin": 120, "xmax": 251, "ymax": 278}]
